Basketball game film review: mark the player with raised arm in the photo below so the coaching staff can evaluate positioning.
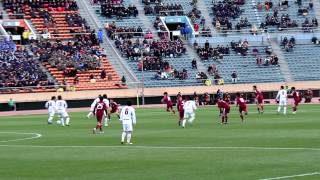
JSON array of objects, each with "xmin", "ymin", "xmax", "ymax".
[
  {"xmin": 290, "ymin": 87, "xmax": 302, "ymax": 114},
  {"xmin": 177, "ymin": 95, "xmax": 185, "ymax": 127},
  {"xmin": 56, "ymin": 95, "xmax": 70, "ymax": 126},
  {"xmin": 253, "ymin": 85, "xmax": 264, "ymax": 114},
  {"xmin": 161, "ymin": 92, "xmax": 175, "ymax": 114},
  {"xmin": 93, "ymin": 96, "xmax": 108, "ymax": 134},
  {"xmin": 45, "ymin": 96, "xmax": 56, "ymax": 124},
  {"xmin": 119, "ymin": 101, "xmax": 136, "ymax": 145},
  {"xmin": 181, "ymin": 96, "xmax": 197, "ymax": 128},
  {"xmin": 276, "ymin": 85, "xmax": 288, "ymax": 115},
  {"xmin": 217, "ymin": 99, "xmax": 230, "ymax": 124},
  {"xmin": 236, "ymin": 93, "xmax": 248, "ymax": 122}
]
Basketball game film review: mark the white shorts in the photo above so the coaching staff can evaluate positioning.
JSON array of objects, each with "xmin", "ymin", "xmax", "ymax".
[
  {"xmin": 122, "ymin": 123, "xmax": 133, "ymax": 132},
  {"xmin": 48, "ymin": 111, "xmax": 55, "ymax": 117},
  {"xmin": 184, "ymin": 111, "xmax": 195, "ymax": 119},
  {"xmin": 57, "ymin": 110, "xmax": 69, "ymax": 118},
  {"xmin": 279, "ymin": 100, "xmax": 287, "ymax": 106}
]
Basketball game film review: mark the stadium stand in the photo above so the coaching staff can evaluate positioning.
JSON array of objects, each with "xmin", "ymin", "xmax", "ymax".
[
  {"xmin": 1, "ymin": 0, "xmax": 320, "ymax": 93},
  {"xmin": 1, "ymin": 0, "xmax": 126, "ymax": 92}
]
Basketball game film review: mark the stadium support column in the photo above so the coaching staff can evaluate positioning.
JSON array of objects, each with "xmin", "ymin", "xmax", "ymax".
[{"xmin": 141, "ymin": 50, "xmax": 145, "ymax": 105}]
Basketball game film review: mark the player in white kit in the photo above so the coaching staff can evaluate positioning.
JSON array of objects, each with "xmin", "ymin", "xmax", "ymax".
[
  {"xmin": 87, "ymin": 94, "xmax": 110, "ymax": 126},
  {"xmin": 182, "ymin": 96, "xmax": 197, "ymax": 128},
  {"xmin": 119, "ymin": 101, "xmax": 136, "ymax": 145},
  {"xmin": 56, "ymin": 95, "xmax": 70, "ymax": 126},
  {"xmin": 45, "ymin": 96, "xmax": 56, "ymax": 124},
  {"xmin": 276, "ymin": 86, "xmax": 288, "ymax": 115}
]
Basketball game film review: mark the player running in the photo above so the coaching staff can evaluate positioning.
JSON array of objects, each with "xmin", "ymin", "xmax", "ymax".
[
  {"xmin": 177, "ymin": 95, "xmax": 185, "ymax": 126},
  {"xmin": 181, "ymin": 96, "xmax": 197, "ymax": 128},
  {"xmin": 276, "ymin": 86, "xmax": 288, "ymax": 115},
  {"xmin": 87, "ymin": 94, "xmax": 110, "ymax": 126},
  {"xmin": 56, "ymin": 95, "xmax": 70, "ymax": 126},
  {"xmin": 108, "ymin": 99, "xmax": 120, "ymax": 121},
  {"xmin": 45, "ymin": 96, "xmax": 56, "ymax": 124},
  {"xmin": 253, "ymin": 85, "xmax": 264, "ymax": 114},
  {"xmin": 217, "ymin": 99, "xmax": 230, "ymax": 124},
  {"xmin": 119, "ymin": 101, "xmax": 136, "ymax": 145},
  {"xmin": 93, "ymin": 96, "xmax": 108, "ymax": 134},
  {"xmin": 161, "ymin": 92, "xmax": 175, "ymax": 114},
  {"xmin": 290, "ymin": 87, "xmax": 302, "ymax": 114},
  {"xmin": 235, "ymin": 93, "xmax": 248, "ymax": 122}
]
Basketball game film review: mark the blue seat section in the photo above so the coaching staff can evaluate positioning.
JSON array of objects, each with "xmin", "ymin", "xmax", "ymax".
[
  {"xmin": 282, "ymin": 44, "xmax": 320, "ymax": 81},
  {"xmin": 126, "ymin": 54, "xmax": 202, "ymax": 87},
  {"xmin": 197, "ymin": 44, "xmax": 284, "ymax": 84}
]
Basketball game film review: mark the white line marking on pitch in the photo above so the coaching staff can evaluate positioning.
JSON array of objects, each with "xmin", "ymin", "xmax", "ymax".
[
  {"xmin": 0, "ymin": 132, "xmax": 42, "ymax": 143},
  {"xmin": 259, "ymin": 172, "xmax": 320, "ymax": 180},
  {"xmin": 0, "ymin": 145, "xmax": 320, "ymax": 151}
]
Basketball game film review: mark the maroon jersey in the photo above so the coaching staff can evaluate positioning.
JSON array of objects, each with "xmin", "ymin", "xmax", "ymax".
[
  {"xmin": 236, "ymin": 97, "xmax": 246, "ymax": 108},
  {"xmin": 224, "ymin": 95, "xmax": 231, "ymax": 104},
  {"xmin": 236, "ymin": 97, "xmax": 247, "ymax": 112},
  {"xmin": 163, "ymin": 96, "xmax": 173, "ymax": 106},
  {"xmin": 217, "ymin": 100, "xmax": 230, "ymax": 109},
  {"xmin": 255, "ymin": 89, "xmax": 264, "ymax": 103},
  {"xmin": 94, "ymin": 102, "xmax": 107, "ymax": 117},
  {"xmin": 292, "ymin": 91, "xmax": 302, "ymax": 104},
  {"xmin": 110, "ymin": 102, "xmax": 119, "ymax": 113},
  {"xmin": 177, "ymin": 100, "xmax": 184, "ymax": 112}
]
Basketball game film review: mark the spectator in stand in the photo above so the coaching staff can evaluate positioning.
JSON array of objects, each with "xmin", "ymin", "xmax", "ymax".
[
  {"xmin": 101, "ymin": 69, "xmax": 107, "ymax": 79},
  {"xmin": 191, "ymin": 58, "xmax": 197, "ymax": 69},
  {"xmin": 231, "ymin": 71, "xmax": 238, "ymax": 83},
  {"xmin": 97, "ymin": 29, "xmax": 104, "ymax": 43}
]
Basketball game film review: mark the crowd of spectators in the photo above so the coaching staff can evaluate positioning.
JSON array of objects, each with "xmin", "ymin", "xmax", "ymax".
[
  {"xmin": 194, "ymin": 40, "xmax": 230, "ymax": 60},
  {"xmin": 212, "ymin": 0, "xmax": 244, "ymax": 19},
  {"xmin": 32, "ymin": 34, "xmax": 103, "ymax": 75},
  {"xmin": 144, "ymin": 3, "xmax": 183, "ymax": 16},
  {"xmin": 230, "ymin": 39, "xmax": 249, "ymax": 56},
  {"xmin": 101, "ymin": 0, "xmax": 138, "ymax": 19},
  {"xmin": 0, "ymin": 39, "xmax": 51, "ymax": 88},
  {"xmin": 115, "ymin": 38, "xmax": 186, "ymax": 61},
  {"xmin": 106, "ymin": 22, "xmax": 144, "ymax": 39},
  {"xmin": 3, "ymin": 0, "xmax": 79, "ymax": 18},
  {"xmin": 281, "ymin": 36, "xmax": 295, "ymax": 52}
]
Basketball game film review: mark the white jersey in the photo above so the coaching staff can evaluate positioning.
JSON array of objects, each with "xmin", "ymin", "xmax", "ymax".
[
  {"xmin": 119, "ymin": 106, "xmax": 136, "ymax": 125},
  {"xmin": 56, "ymin": 100, "xmax": 68, "ymax": 111},
  {"xmin": 45, "ymin": 100, "xmax": 56, "ymax": 112},
  {"xmin": 90, "ymin": 98, "xmax": 109, "ymax": 111},
  {"xmin": 276, "ymin": 89, "xmax": 288, "ymax": 101},
  {"xmin": 183, "ymin": 100, "xmax": 197, "ymax": 112}
]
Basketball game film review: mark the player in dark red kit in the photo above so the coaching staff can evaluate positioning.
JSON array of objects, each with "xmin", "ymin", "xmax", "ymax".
[
  {"xmin": 236, "ymin": 93, "xmax": 248, "ymax": 122},
  {"xmin": 217, "ymin": 99, "xmax": 230, "ymax": 124},
  {"xmin": 93, "ymin": 96, "xmax": 108, "ymax": 134},
  {"xmin": 224, "ymin": 92, "xmax": 231, "ymax": 104},
  {"xmin": 177, "ymin": 95, "xmax": 185, "ymax": 126},
  {"xmin": 108, "ymin": 99, "xmax": 120, "ymax": 121},
  {"xmin": 290, "ymin": 87, "xmax": 302, "ymax": 114},
  {"xmin": 253, "ymin": 85, "xmax": 264, "ymax": 114},
  {"xmin": 161, "ymin": 92, "xmax": 175, "ymax": 114}
]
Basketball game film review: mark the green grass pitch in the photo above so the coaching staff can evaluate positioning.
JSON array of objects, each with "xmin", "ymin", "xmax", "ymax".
[{"xmin": 0, "ymin": 104, "xmax": 320, "ymax": 180}]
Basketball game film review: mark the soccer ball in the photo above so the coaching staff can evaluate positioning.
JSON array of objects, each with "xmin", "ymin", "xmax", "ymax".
[{"xmin": 56, "ymin": 120, "xmax": 61, "ymax": 125}]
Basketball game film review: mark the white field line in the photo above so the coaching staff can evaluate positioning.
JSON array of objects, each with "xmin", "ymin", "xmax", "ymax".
[
  {"xmin": 0, "ymin": 132, "xmax": 42, "ymax": 143},
  {"xmin": 259, "ymin": 172, "xmax": 320, "ymax": 180},
  {"xmin": 0, "ymin": 145, "xmax": 320, "ymax": 151}
]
